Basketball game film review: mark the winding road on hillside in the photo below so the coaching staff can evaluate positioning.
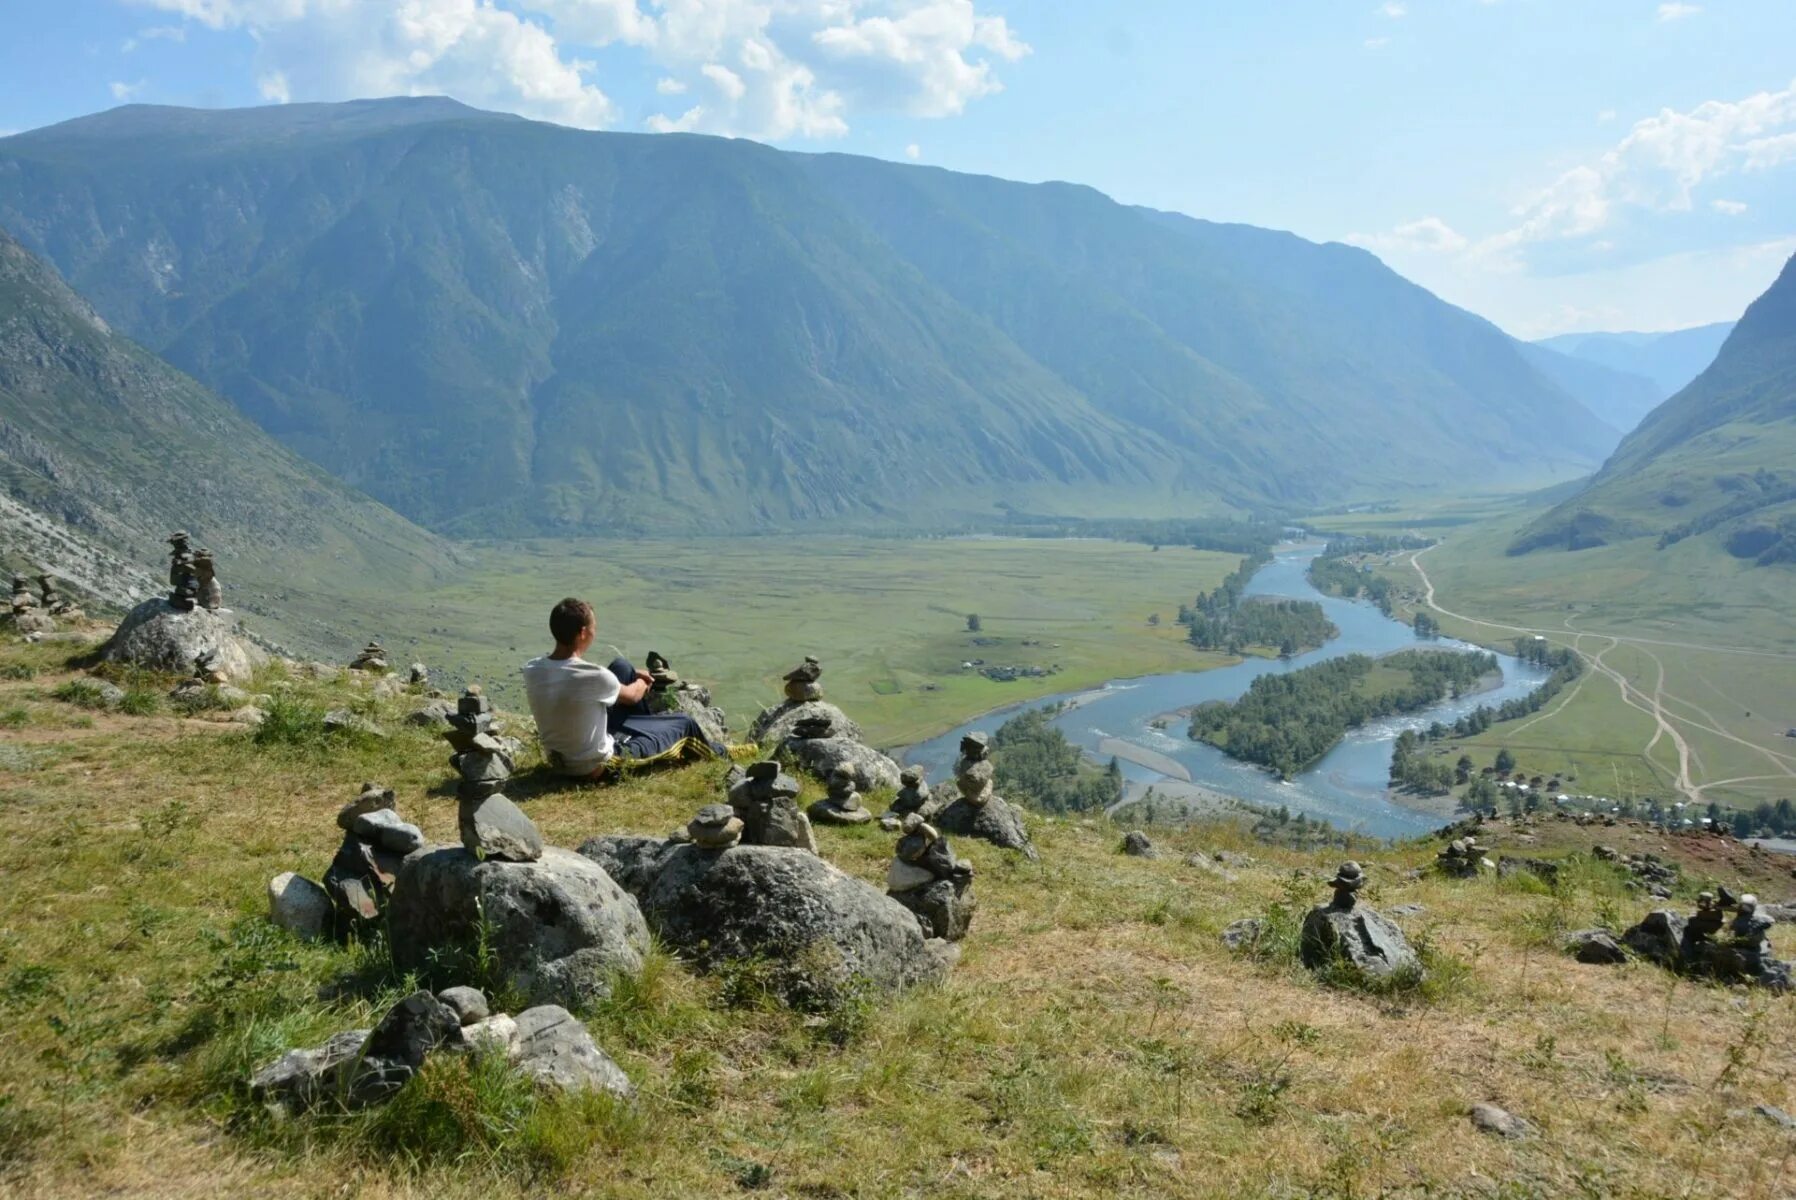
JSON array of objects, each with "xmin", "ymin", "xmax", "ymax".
[{"xmin": 1407, "ymin": 544, "xmax": 1796, "ymax": 807}]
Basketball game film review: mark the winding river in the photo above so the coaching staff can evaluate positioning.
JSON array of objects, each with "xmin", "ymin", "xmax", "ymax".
[{"xmin": 902, "ymin": 545, "xmax": 1552, "ymax": 840}]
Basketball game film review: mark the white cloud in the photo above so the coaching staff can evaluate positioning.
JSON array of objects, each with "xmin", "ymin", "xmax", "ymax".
[
  {"xmin": 1711, "ymin": 198, "xmax": 1748, "ymax": 215},
  {"xmin": 1364, "ymin": 36, "xmax": 1389, "ymax": 50},
  {"xmin": 1347, "ymin": 216, "xmax": 1469, "ymax": 256},
  {"xmin": 109, "ymin": 79, "xmax": 147, "ymax": 100},
  {"xmin": 131, "ymin": 0, "xmax": 1026, "ymax": 140},
  {"xmin": 904, "ymin": 141, "xmax": 920, "ymax": 159},
  {"xmin": 1378, "ymin": 2, "xmax": 1406, "ymax": 17},
  {"xmin": 258, "ymin": 70, "xmax": 290, "ymax": 103},
  {"xmin": 1743, "ymin": 131, "xmax": 1796, "ymax": 171},
  {"xmin": 122, "ymin": 24, "xmax": 187, "ymax": 51},
  {"xmin": 1597, "ymin": 108, "xmax": 1617, "ymax": 124},
  {"xmin": 1656, "ymin": 3, "xmax": 1701, "ymax": 21},
  {"xmin": 701, "ymin": 62, "xmax": 746, "ymax": 101}
]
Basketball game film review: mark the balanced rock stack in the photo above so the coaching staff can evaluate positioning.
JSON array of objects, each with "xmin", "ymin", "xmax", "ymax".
[
  {"xmin": 886, "ymin": 814, "xmax": 976, "ymax": 941},
  {"xmin": 934, "ymin": 731, "xmax": 1038, "ymax": 860},
  {"xmin": 879, "ymin": 766, "xmax": 936, "ymax": 829},
  {"xmin": 36, "ymin": 573, "xmax": 81, "ymax": 619},
  {"xmin": 784, "ymin": 655, "xmax": 823, "ymax": 702},
  {"xmin": 809, "ymin": 766, "xmax": 875, "ymax": 826},
  {"xmin": 350, "ymin": 641, "xmax": 391, "ymax": 673},
  {"xmin": 1621, "ymin": 889, "xmax": 1792, "ymax": 988},
  {"xmin": 167, "ymin": 531, "xmax": 200, "ymax": 612},
  {"xmin": 643, "ymin": 650, "xmax": 730, "ymax": 746},
  {"xmin": 306, "ymin": 783, "xmax": 426, "ymax": 940},
  {"xmin": 447, "ymin": 687, "xmax": 543, "ymax": 863},
  {"xmin": 193, "ymin": 548, "xmax": 223, "ymax": 612},
  {"xmin": 1435, "ymin": 836, "xmax": 1490, "ymax": 878},
  {"xmin": 7, "ymin": 575, "xmax": 56, "ymax": 634},
  {"xmin": 687, "ymin": 803, "xmax": 744, "ymax": 850},
  {"xmin": 725, "ymin": 761, "xmax": 818, "ymax": 851},
  {"xmin": 1298, "ymin": 862, "xmax": 1421, "ymax": 980}
]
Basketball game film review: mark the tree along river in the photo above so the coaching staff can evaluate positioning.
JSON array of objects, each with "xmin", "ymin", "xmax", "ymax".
[{"xmin": 903, "ymin": 544, "xmax": 1552, "ymax": 840}]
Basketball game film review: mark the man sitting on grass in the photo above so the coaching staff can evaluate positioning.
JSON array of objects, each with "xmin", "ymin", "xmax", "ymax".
[{"xmin": 522, "ymin": 597, "xmax": 725, "ymax": 778}]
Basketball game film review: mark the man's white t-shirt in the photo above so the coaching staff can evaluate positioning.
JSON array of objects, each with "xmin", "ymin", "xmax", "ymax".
[{"xmin": 521, "ymin": 655, "xmax": 621, "ymax": 776}]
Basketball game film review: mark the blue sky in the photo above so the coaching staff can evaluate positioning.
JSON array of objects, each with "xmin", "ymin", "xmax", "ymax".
[{"xmin": 3, "ymin": 1, "xmax": 1794, "ymax": 337}]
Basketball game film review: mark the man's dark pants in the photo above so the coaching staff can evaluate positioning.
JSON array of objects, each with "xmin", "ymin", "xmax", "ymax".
[{"xmin": 604, "ymin": 657, "xmax": 726, "ymax": 759}]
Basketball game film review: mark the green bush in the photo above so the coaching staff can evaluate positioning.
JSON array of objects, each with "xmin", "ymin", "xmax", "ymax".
[{"xmin": 51, "ymin": 679, "xmax": 113, "ymax": 710}]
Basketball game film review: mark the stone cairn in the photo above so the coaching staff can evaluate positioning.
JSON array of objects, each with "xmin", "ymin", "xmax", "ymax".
[
  {"xmin": 9, "ymin": 575, "xmax": 37, "ymax": 618},
  {"xmin": 1435, "ymin": 835, "xmax": 1491, "ymax": 878},
  {"xmin": 350, "ymin": 640, "xmax": 391, "ymax": 673},
  {"xmin": 193, "ymin": 548, "xmax": 223, "ymax": 611},
  {"xmin": 809, "ymin": 765, "xmax": 875, "ymax": 826},
  {"xmin": 934, "ymin": 731, "xmax": 1038, "ymax": 860},
  {"xmin": 724, "ymin": 760, "xmax": 818, "ymax": 851},
  {"xmin": 447, "ymin": 687, "xmax": 543, "ymax": 862},
  {"xmin": 1298, "ymin": 861, "xmax": 1421, "ymax": 980},
  {"xmin": 167, "ymin": 531, "xmax": 200, "ymax": 612},
  {"xmin": 1618, "ymin": 887, "xmax": 1792, "ymax": 989},
  {"xmin": 879, "ymin": 765, "xmax": 936, "ymax": 829},
  {"xmin": 783, "ymin": 655, "xmax": 823, "ymax": 702},
  {"xmin": 688, "ymin": 803, "xmax": 744, "ymax": 850},
  {"xmin": 36, "ymin": 573, "xmax": 78, "ymax": 618},
  {"xmin": 265, "ymin": 782, "xmax": 426, "ymax": 941},
  {"xmin": 886, "ymin": 814, "xmax": 976, "ymax": 941}
]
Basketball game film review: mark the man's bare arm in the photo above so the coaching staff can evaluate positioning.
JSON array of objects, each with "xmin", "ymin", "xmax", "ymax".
[{"xmin": 616, "ymin": 677, "xmax": 651, "ymax": 705}]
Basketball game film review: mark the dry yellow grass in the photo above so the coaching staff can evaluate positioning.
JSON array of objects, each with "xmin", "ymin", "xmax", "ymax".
[{"xmin": 1, "ymin": 630, "xmax": 1794, "ymax": 1199}]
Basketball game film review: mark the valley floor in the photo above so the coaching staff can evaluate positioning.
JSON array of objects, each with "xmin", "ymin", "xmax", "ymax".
[
  {"xmin": 2, "ymin": 631, "xmax": 1795, "ymax": 1198},
  {"xmin": 254, "ymin": 536, "xmax": 1239, "ymax": 749}
]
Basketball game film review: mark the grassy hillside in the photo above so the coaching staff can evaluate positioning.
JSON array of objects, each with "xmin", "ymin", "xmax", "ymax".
[
  {"xmin": 0, "ymin": 228, "xmax": 454, "ymax": 630},
  {"xmin": 1516, "ymin": 256, "xmax": 1796, "ymax": 562},
  {"xmin": 2, "ymin": 99, "xmax": 1615, "ymax": 535},
  {"xmin": 2, "ymin": 630, "xmax": 1793, "ymax": 1198}
]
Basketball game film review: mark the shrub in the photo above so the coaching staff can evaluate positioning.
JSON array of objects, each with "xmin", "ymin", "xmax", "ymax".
[{"xmin": 51, "ymin": 680, "xmax": 112, "ymax": 710}]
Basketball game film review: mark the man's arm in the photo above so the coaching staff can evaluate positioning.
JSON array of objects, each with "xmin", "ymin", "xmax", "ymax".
[{"xmin": 615, "ymin": 676, "xmax": 651, "ymax": 706}]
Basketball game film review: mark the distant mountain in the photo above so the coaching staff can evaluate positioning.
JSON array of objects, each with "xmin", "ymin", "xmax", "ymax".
[
  {"xmin": 1513, "ymin": 257, "xmax": 1796, "ymax": 563},
  {"xmin": 1513, "ymin": 342, "xmax": 1659, "ymax": 436},
  {"xmin": 1536, "ymin": 322, "xmax": 1735, "ymax": 411},
  {"xmin": 0, "ymin": 99, "xmax": 1619, "ymax": 535},
  {"xmin": 0, "ymin": 228, "xmax": 453, "ymax": 615}
]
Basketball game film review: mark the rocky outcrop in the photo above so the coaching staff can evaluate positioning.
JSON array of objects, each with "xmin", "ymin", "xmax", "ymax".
[
  {"xmin": 389, "ymin": 847, "xmax": 650, "ymax": 1009},
  {"xmin": 100, "ymin": 598, "xmax": 267, "ymax": 683},
  {"xmin": 578, "ymin": 837, "xmax": 953, "ymax": 1008},
  {"xmin": 1300, "ymin": 904, "xmax": 1419, "ymax": 979},
  {"xmin": 751, "ymin": 699, "xmax": 864, "ymax": 746}
]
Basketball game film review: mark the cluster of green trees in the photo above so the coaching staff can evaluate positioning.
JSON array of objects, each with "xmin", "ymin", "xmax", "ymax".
[
  {"xmin": 991, "ymin": 705, "xmax": 1124, "ymax": 814},
  {"xmin": 1412, "ymin": 612, "xmax": 1440, "ymax": 638},
  {"xmin": 1413, "ymin": 640, "xmax": 1583, "ymax": 744},
  {"xmin": 1718, "ymin": 798, "xmax": 1796, "ymax": 838},
  {"xmin": 1188, "ymin": 649, "xmax": 1497, "ymax": 778},
  {"xmin": 1000, "ymin": 513, "xmax": 1286, "ymax": 555},
  {"xmin": 1390, "ymin": 729, "xmax": 1458, "ymax": 793},
  {"xmin": 1179, "ymin": 552, "xmax": 1336, "ymax": 656},
  {"xmin": 1305, "ymin": 536, "xmax": 1433, "ymax": 617}
]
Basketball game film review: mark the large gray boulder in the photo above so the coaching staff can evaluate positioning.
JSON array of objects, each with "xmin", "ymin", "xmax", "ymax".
[
  {"xmin": 389, "ymin": 847, "xmax": 650, "ymax": 1009},
  {"xmin": 1299, "ymin": 904, "xmax": 1420, "ymax": 979},
  {"xmin": 578, "ymin": 837, "xmax": 952, "ymax": 1008},
  {"xmin": 935, "ymin": 796, "xmax": 1038, "ymax": 861},
  {"xmin": 751, "ymin": 699, "xmax": 864, "ymax": 746},
  {"xmin": 668, "ymin": 690, "xmax": 729, "ymax": 748},
  {"xmin": 248, "ymin": 1027, "xmax": 372, "ymax": 1116},
  {"xmin": 783, "ymin": 735, "xmax": 902, "ymax": 793},
  {"xmin": 1621, "ymin": 910, "xmax": 1686, "ymax": 968},
  {"xmin": 100, "ymin": 598, "xmax": 267, "ymax": 683}
]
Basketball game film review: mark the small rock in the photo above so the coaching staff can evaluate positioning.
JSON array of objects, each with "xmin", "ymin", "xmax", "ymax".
[
  {"xmin": 459, "ymin": 793, "xmax": 544, "ymax": 863},
  {"xmin": 337, "ymin": 783, "xmax": 397, "ymax": 831},
  {"xmin": 461, "ymin": 1013, "xmax": 519, "ymax": 1054},
  {"xmin": 267, "ymin": 872, "xmax": 332, "ymax": 941},
  {"xmin": 1387, "ymin": 904, "xmax": 1427, "ymax": 918},
  {"xmin": 406, "ymin": 700, "xmax": 456, "ymax": 727},
  {"xmin": 1753, "ymin": 1104, "xmax": 1796, "ymax": 1129},
  {"xmin": 230, "ymin": 705, "xmax": 268, "ymax": 727},
  {"xmin": 248, "ymin": 1028, "xmax": 370, "ymax": 1115},
  {"xmin": 1221, "ymin": 918, "xmax": 1265, "ymax": 950},
  {"xmin": 409, "ymin": 662, "xmax": 430, "ymax": 686},
  {"xmin": 436, "ymin": 986, "xmax": 490, "ymax": 1026},
  {"xmin": 323, "ymin": 708, "xmax": 386, "ymax": 739},
  {"xmin": 1469, "ymin": 1102, "xmax": 1533, "ymax": 1140},
  {"xmin": 1566, "ymin": 928, "xmax": 1628, "ymax": 965},
  {"xmin": 352, "ymin": 807, "xmax": 427, "ymax": 856},
  {"xmin": 510, "ymin": 1005, "xmax": 633, "ymax": 1097},
  {"xmin": 1120, "ymin": 831, "xmax": 1157, "ymax": 858}
]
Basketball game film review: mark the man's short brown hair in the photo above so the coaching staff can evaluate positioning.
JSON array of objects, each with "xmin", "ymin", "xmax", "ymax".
[{"xmin": 550, "ymin": 597, "xmax": 595, "ymax": 645}]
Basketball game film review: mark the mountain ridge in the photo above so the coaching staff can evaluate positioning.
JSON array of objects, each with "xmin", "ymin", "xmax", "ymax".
[{"xmin": 2, "ymin": 98, "xmax": 1619, "ymax": 535}]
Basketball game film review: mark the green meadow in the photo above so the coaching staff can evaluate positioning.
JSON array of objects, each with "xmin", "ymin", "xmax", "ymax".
[{"xmin": 259, "ymin": 536, "xmax": 1241, "ymax": 748}]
